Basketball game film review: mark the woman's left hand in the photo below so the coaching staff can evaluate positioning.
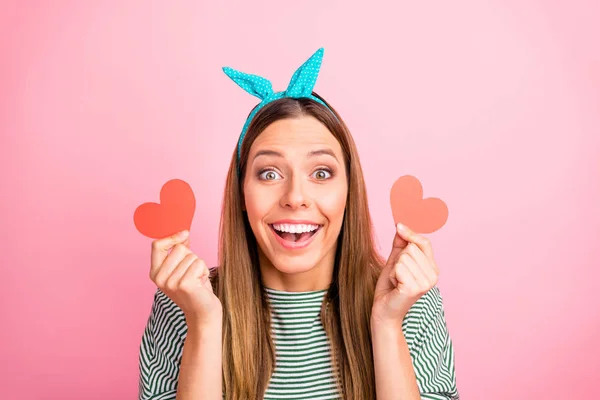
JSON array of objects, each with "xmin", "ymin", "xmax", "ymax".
[{"xmin": 372, "ymin": 223, "xmax": 440, "ymax": 326}]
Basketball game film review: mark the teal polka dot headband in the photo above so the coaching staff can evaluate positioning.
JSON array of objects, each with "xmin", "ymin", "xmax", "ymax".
[{"xmin": 222, "ymin": 47, "xmax": 333, "ymax": 169}]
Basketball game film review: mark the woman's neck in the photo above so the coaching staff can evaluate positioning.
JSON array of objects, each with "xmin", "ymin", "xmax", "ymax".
[{"xmin": 257, "ymin": 248, "xmax": 335, "ymax": 292}]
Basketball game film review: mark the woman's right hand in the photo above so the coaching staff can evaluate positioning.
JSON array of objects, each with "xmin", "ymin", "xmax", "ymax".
[{"xmin": 149, "ymin": 230, "xmax": 222, "ymax": 326}]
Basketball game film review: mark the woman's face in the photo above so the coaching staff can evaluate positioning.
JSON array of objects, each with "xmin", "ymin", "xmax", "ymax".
[{"xmin": 243, "ymin": 116, "xmax": 348, "ymax": 291}]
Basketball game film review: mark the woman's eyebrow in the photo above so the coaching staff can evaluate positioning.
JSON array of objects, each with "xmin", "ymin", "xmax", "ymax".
[
  {"xmin": 253, "ymin": 148, "xmax": 338, "ymax": 162},
  {"xmin": 307, "ymin": 148, "xmax": 338, "ymax": 162},
  {"xmin": 253, "ymin": 149, "xmax": 284, "ymax": 160}
]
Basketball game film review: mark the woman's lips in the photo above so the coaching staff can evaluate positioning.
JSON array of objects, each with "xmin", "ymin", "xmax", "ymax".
[{"xmin": 269, "ymin": 225, "xmax": 322, "ymax": 250}]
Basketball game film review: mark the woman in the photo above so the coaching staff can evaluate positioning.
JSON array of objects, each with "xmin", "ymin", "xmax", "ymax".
[{"xmin": 138, "ymin": 48, "xmax": 459, "ymax": 399}]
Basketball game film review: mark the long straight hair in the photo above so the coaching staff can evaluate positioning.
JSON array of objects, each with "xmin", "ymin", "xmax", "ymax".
[{"xmin": 212, "ymin": 93, "xmax": 385, "ymax": 399}]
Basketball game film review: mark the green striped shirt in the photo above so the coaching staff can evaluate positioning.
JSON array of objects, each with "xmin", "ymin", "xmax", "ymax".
[
  {"xmin": 138, "ymin": 286, "xmax": 459, "ymax": 399},
  {"xmin": 263, "ymin": 287, "xmax": 340, "ymax": 399}
]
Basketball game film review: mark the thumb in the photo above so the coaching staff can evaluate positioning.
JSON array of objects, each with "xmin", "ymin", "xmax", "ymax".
[
  {"xmin": 381, "ymin": 224, "xmax": 409, "ymax": 272},
  {"xmin": 390, "ymin": 223, "xmax": 409, "ymax": 254},
  {"xmin": 376, "ymin": 248, "xmax": 398, "ymax": 294},
  {"xmin": 201, "ymin": 265, "xmax": 215, "ymax": 294},
  {"xmin": 377, "ymin": 224, "xmax": 410, "ymax": 294}
]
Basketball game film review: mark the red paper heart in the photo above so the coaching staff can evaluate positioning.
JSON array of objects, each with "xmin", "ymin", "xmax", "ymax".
[
  {"xmin": 390, "ymin": 175, "xmax": 448, "ymax": 234},
  {"xmin": 134, "ymin": 179, "xmax": 196, "ymax": 239}
]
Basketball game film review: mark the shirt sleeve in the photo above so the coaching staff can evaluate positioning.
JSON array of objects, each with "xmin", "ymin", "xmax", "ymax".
[
  {"xmin": 402, "ymin": 286, "xmax": 460, "ymax": 400},
  {"xmin": 138, "ymin": 288, "xmax": 188, "ymax": 400}
]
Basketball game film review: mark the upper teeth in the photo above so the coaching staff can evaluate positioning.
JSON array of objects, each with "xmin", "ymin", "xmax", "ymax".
[{"xmin": 272, "ymin": 224, "xmax": 320, "ymax": 233}]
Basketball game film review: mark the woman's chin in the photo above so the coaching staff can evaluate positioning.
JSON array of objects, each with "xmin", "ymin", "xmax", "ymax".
[{"xmin": 268, "ymin": 255, "xmax": 321, "ymax": 275}]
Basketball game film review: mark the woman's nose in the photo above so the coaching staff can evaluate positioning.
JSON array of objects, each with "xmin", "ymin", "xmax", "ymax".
[{"xmin": 280, "ymin": 175, "xmax": 311, "ymax": 209}]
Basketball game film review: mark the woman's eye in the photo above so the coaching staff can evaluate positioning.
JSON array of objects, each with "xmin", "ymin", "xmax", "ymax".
[
  {"xmin": 259, "ymin": 169, "xmax": 282, "ymax": 180},
  {"xmin": 312, "ymin": 169, "xmax": 332, "ymax": 180}
]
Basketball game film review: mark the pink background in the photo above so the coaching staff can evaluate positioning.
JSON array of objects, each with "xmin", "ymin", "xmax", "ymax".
[{"xmin": 1, "ymin": 1, "xmax": 599, "ymax": 399}]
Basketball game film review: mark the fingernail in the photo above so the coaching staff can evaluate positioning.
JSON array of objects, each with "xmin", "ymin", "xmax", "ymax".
[
  {"xmin": 179, "ymin": 230, "xmax": 189, "ymax": 238},
  {"xmin": 397, "ymin": 223, "xmax": 406, "ymax": 232}
]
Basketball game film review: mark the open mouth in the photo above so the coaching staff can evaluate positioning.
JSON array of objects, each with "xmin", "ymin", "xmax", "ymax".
[{"xmin": 269, "ymin": 224, "xmax": 322, "ymax": 244}]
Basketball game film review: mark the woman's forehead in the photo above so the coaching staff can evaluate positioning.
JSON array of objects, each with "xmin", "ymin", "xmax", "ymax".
[{"xmin": 250, "ymin": 117, "xmax": 341, "ymax": 155}]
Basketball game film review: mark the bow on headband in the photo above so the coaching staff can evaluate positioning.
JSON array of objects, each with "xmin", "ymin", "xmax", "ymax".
[{"xmin": 222, "ymin": 47, "xmax": 332, "ymax": 166}]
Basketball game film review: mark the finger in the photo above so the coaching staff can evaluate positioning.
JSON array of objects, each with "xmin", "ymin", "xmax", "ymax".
[
  {"xmin": 180, "ymin": 258, "xmax": 211, "ymax": 293},
  {"xmin": 399, "ymin": 252, "xmax": 432, "ymax": 291},
  {"xmin": 396, "ymin": 223, "xmax": 434, "ymax": 261},
  {"xmin": 404, "ymin": 243, "xmax": 440, "ymax": 278},
  {"xmin": 165, "ymin": 253, "xmax": 199, "ymax": 292},
  {"xmin": 153, "ymin": 243, "xmax": 193, "ymax": 286},
  {"xmin": 150, "ymin": 230, "xmax": 190, "ymax": 278},
  {"xmin": 392, "ymin": 259, "xmax": 419, "ymax": 293}
]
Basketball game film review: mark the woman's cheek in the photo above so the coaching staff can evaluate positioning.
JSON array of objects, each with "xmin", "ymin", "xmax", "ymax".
[
  {"xmin": 318, "ymin": 185, "xmax": 347, "ymax": 221},
  {"xmin": 243, "ymin": 184, "xmax": 270, "ymax": 225}
]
